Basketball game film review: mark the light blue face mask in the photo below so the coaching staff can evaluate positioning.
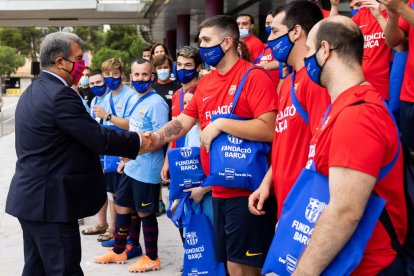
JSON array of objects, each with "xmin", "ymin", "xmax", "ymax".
[
  {"xmin": 199, "ymin": 38, "xmax": 227, "ymax": 67},
  {"xmin": 239, "ymin": 28, "xmax": 250, "ymax": 39},
  {"xmin": 157, "ymin": 69, "xmax": 170, "ymax": 81},
  {"xmin": 79, "ymin": 76, "xmax": 89, "ymax": 87}
]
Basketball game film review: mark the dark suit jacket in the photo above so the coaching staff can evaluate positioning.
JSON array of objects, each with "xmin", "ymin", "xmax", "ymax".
[{"xmin": 6, "ymin": 72, "xmax": 140, "ymax": 222}]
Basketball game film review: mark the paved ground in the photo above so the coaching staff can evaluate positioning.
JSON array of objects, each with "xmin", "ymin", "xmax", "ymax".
[
  {"xmin": 0, "ymin": 131, "xmax": 184, "ymax": 275},
  {"xmin": 0, "ymin": 96, "xmax": 19, "ymax": 137}
]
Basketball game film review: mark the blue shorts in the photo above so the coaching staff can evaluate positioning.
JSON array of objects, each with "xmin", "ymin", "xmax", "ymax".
[
  {"xmin": 115, "ymin": 173, "xmax": 160, "ymax": 213},
  {"xmin": 105, "ymin": 172, "xmax": 121, "ymax": 194},
  {"xmin": 213, "ymin": 196, "xmax": 276, "ymax": 268}
]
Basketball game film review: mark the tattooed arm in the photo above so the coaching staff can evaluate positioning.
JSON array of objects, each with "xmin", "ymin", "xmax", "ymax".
[{"xmin": 139, "ymin": 113, "xmax": 197, "ymax": 154}]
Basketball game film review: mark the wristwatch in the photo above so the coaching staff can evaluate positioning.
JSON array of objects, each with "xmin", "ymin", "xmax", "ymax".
[{"xmin": 105, "ymin": 114, "xmax": 112, "ymax": 121}]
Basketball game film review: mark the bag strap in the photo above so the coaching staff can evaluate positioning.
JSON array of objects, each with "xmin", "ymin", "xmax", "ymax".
[
  {"xmin": 109, "ymin": 92, "xmax": 118, "ymax": 117},
  {"xmin": 179, "ymin": 88, "xmax": 184, "ymax": 112},
  {"xmin": 127, "ymin": 91, "xmax": 156, "ymax": 117},
  {"xmin": 279, "ymin": 62, "xmax": 293, "ymax": 80},
  {"xmin": 167, "ymin": 194, "xmax": 192, "ymax": 228},
  {"xmin": 253, "ymin": 45, "xmax": 269, "ymax": 65},
  {"xmin": 290, "ymin": 71, "xmax": 309, "ymax": 125},
  {"xmin": 229, "ymin": 66, "xmax": 268, "ymax": 114}
]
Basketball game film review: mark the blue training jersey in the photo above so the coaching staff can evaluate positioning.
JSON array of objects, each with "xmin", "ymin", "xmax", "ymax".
[
  {"xmin": 124, "ymin": 91, "xmax": 169, "ymax": 184},
  {"xmin": 101, "ymin": 85, "xmax": 137, "ymax": 125}
]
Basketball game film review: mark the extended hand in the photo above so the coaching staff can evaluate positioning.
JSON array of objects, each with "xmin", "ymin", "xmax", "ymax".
[
  {"xmin": 138, "ymin": 131, "xmax": 161, "ymax": 154},
  {"xmin": 199, "ymin": 120, "xmax": 222, "ymax": 153},
  {"xmin": 356, "ymin": 0, "xmax": 382, "ymax": 17}
]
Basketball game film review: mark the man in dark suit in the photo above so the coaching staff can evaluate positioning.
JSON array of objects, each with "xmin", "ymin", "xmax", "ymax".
[{"xmin": 5, "ymin": 32, "xmax": 147, "ymax": 276}]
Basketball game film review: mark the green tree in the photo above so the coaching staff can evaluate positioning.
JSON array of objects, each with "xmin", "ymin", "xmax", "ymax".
[
  {"xmin": 0, "ymin": 46, "xmax": 25, "ymax": 76},
  {"xmin": 91, "ymin": 47, "xmax": 130, "ymax": 74},
  {"xmin": 73, "ymin": 26, "xmax": 106, "ymax": 52}
]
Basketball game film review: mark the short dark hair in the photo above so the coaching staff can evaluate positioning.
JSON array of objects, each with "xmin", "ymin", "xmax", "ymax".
[
  {"xmin": 237, "ymin": 14, "xmax": 255, "ymax": 25},
  {"xmin": 271, "ymin": 6, "xmax": 285, "ymax": 18},
  {"xmin": 177, "ymin": 46, "xmax": 203, "ymax": 69},
  {"xmin": 142, "ymin": 45, "xmax": 152, "ymax": 52},
  {"xmin": 267, "ymin": 10, "xmax": 274, "ymax": 16},
  {"xmin": 152, "ymin": 54, "xmax": 173, "ymax": 71},
  {"xmin": 199, "ymin": 15, "xmax": 240, "ymax": 44},
  {"xmin": 315, "ymin": 20, "xmax": 364, "ymax": 66},
  {"xmin": 90, "ymin": 69, "xmax": 102, "ymax": 77},
  {"xmin": 277, "ymin": 1, "xmax": 323, "ymax": 35},
  {"xmin": 133, "ymin": 57, "xmax": 152, "ymax": 70}
]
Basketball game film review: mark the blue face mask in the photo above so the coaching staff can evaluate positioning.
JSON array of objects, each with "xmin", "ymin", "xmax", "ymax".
[
  {"xmin": 265, "ymin": 26, "xmax": 272, "ymax": 38},
  {"xmin": 199, "ymin": 38, "xmax": 226, "ymax": 67},
  {"xmin": 177, "ymin": 68, "xmax": 197, "ymax": 84},
  {"xmin": 304, "ymin": 50, "xmax": 324, "ymax": 86},
  {"xmin": 90, "ymin": 84, "xmax": 107, "ymax": 97},
  {"xmin": 104, "ymin": 77, "xmax": 122, "ymax": 91},
  {"xmin": 132, "ymin": 80, "xmax": 153, "ymax": 94},
  {"xmin": 304, "ymin": 45, "xmax": 340, "ymax": 87},
  {"xmin": 267, "ymin": 29, "xmax": 294, "ymax": 63}
]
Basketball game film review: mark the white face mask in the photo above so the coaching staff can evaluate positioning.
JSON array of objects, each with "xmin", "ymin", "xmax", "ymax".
[
  {"xmin": 239, "ymin": 28, "xmax": 250, "ymax": 38},
  {"xmin": 157, "ymin": 69, "xmax": 170, "ymax": 81}
]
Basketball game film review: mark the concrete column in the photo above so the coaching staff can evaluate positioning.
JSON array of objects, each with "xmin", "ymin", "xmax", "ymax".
[
  {"xmin": 176, "ymin": 14, "xmax": 190, "ymax": 49},
  {"xmin": 205, "ymin": 0, "xmax": 223, "ymax": 18},
  {"xmin": 165, "ymin": 29, "xmax": 177, "ymax": 58}
]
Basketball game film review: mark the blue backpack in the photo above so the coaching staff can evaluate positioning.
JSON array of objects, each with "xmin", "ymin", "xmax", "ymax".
[
  {"xmin": 202, "ymin": 67, "xmax": 271, "ymax": 191},
  {"xmin": 263, "ymin": 99, "xmax": 399, "ymax": 275},
  {"xmin": 182, "ymin": 198, "xmax": 226, "ymax": 276}
]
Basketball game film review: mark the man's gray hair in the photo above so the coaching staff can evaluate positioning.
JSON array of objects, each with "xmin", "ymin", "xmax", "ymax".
[{"xmin": 40, "ymin": 32, "xmax": 83, "ymax": 69}]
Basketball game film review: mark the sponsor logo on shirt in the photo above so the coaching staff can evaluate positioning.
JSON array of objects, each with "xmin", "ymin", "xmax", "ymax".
[
  {"xmin": 205, "ymin": 104, "xmax": 233, "ymax": 121},
  {"xmin": 245, "ymin": 250, "xmax": 263, "ymax": 257},
  {"xmin": 363, "ymin": 32, "xmax": 385, "ymax": 49},
  {"xmin": 116, "ymin": 102, "xmax": 122, "ymax": 110},
  {"xmin": 275, "ymin": 105, "xmax": 297, "ymax": 133},
  {"xmin": 228, "ymin": 85, "xmax": 237, "ymax": 95}
]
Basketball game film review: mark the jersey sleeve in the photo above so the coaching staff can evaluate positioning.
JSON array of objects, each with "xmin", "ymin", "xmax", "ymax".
[
  {"xmin": 303, "ymin": 79, "xmax": 331, "ymax": 135},
  {"xmin": 243, "ymin": 68, "xmax": 278, "ymax": 117},
  {"xmin": 328, "ymin": 104, "xmax": 390, "ymax": 178}
]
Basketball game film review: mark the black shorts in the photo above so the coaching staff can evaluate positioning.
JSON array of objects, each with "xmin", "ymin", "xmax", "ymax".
[
  {"xmin": 213, "ymin": 196, "xmax": 277, "ymax": 268},
  {"xmin": 115, "ymin": 173, "xmax": 160, "ymax": 213},
  {"xmin": 105, "ymin": 172, "xmax": 121, "ymax": 194},
  {"xmin": 400, "ymin": 100, "xmax": 414, "ymax": 151}
]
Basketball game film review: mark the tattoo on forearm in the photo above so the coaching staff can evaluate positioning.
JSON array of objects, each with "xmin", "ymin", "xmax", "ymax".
[
  {"xmin": 157, "ymin": 131, "xmax": 165, "ymax": 144},
  {"xmin": 164, "ymin": 120, "xmax": 183, "ymax": 137}
]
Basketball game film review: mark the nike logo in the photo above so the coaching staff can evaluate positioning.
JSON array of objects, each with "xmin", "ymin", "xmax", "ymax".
[
  {"xmin": 246, "ymin": 250, "xmax": 263, "ymax": 257},
  {"xmin": 141, "ymin": 202, "xmax": 152, "ymax": 207},
  {"xmin": 203, "ymin": 96, "xmax": 212, "ymax": 102},
  {"xmin": 359, "ymin": 25, "xmax": 367, "ymax": 28}
]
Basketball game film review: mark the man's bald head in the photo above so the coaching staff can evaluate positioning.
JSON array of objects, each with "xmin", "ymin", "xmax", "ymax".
[{"xmin": 311, "ymin": 16, "xmax": 364, "ymax": 67}]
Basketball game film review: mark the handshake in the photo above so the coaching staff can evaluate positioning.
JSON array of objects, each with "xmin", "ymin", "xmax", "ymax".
[{"xmin": 138, "ymin": 131, "xmax": 163, "ymax": 154}]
